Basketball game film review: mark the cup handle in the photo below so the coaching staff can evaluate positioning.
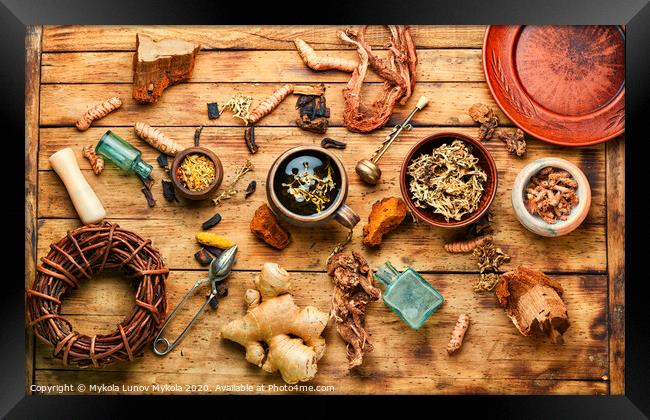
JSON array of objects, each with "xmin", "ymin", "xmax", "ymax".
[{"xmin": 333, "ymin": 204, "xmax": 360, "ymax": 229}]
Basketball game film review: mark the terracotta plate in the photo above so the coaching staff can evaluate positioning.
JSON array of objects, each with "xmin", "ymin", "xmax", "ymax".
[{"xmin": 483, "ymin": 26, "xmax": 625, "ymax": 146}]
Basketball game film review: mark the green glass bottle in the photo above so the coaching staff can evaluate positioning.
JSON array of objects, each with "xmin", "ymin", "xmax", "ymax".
[
  {"xmin": 374, "ymin": 261, "xmax": 444, "ymax": 330},
  {"xmin": 95, "ymin": 130, "xmax": 153, "ymax": 180}
]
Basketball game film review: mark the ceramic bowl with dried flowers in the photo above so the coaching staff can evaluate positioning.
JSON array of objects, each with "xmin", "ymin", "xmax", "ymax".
[{"xmin": 512, "ymin": 157, "xmax": 591, "ymax": 237}]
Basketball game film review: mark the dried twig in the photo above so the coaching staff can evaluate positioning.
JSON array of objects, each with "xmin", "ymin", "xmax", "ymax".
[{"xmin": 212, "ymin": 159, "xmax": 254, "ymax": 206}]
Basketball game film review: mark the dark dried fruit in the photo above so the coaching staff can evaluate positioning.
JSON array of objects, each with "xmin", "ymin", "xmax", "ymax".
[
  {"xmin": 157, "ymin": 153, "xmax": 168, "ymax": 168},
  {"xmin": 141, "ymin": 187, "xmax": 156, "ymax": 207},
  {"xmin": 194, "ymin": 248, "xmax": 214, "ymax": 266},
  {"xmin": 194, "ymin": 125, "xmax": 203, "ymax": 147},
  {"xmin": 201, "ymin": 212, "xmax": 222, "ymax": 230},
  {"xmin": 244, "ymin": 180, "xmax": 257, "ymax": 199},
  {"xmin": 207, "ymin": 102, "xmax": 220, "ymax": 119},
  {"xmin": 162, "ymin": 179, "xmax": 179, "ymax": 202},
  {"xmin": 321, "ymin": 137, "xmax": 346, "ymax": 149},
  {"xmin": 244, "ymin": 127, "xmax": 258, "ymax": 154},
  {"xmin": 204, "ymin": 246, "xmax": 223, "ymax": 258}
]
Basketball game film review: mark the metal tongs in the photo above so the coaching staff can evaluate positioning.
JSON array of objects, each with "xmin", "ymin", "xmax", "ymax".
[{"xmin": 153, "ymin": 245, "xmax": 237, "ymax": 356}]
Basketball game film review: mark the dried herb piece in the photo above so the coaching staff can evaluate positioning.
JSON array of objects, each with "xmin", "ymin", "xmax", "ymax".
[
  {"xmin": 498, "ymin": 129, "xmax": 527, "ymax": 157},
  {"xmin": 141, "ymin": 187, "xmax": 156, "ymax": 207},
  {"xmin": 321, "ymin": 137, "xmax": 346, "ymax": 149},
  {"xmin": 176, "ymin": 153, "xmax": 216, "ymax": 191},
  {"xmin": 204, "ymin": 246, "xmax": 223, "ymax": 258},
  {"xmin": 407, "ymin": 139, "xmax": 487, "ymax": 222},
  {"xmin": 222, "ymin": 94, "xmax": 252, "ymax": 125},
  {"xmin": 157, "ymin": 153, "xmax": 168, "ymax": 169},
  {"xmin": 472, "ymin": 239, "xmax": 510, "ymax": 292},
  {"xmin": 212, "ymin": 159, "xmax": 254, "ymax": 206},
  {"xmin": 468, "ymin": 103, "xmax": 498, "ymax": 141},
  {"xmin": 244, "ymin": 180, "xmax": 257, "ymax": 199},
  {"xmin": 161, "ymin": 179, "xmax": 179, "ymax": 202},
  {"xmin": 194, "ymin": 248, "xmax": 213, "ymax": 266},
  {"xmin": 201, "ymin": 212, "xmax": 222, "ymax": 230},
  {"xmin": 295, "ymin": 93, "xmax": 330, "ymax": 133},
  {"xmin": 209, "ymin": 296, "xmax": 219, "ymax": 309},
  {"xmin": 194, "ymin": 125, "xmax": 203, "ymax": 147},
  {"xmin": 244, "ymin": 127, "xmax": 258, "ymax": 154},
  {"xmin": 362, "ymin": 197, "xmax": 407, "ymax": 247},
  {"xmin": 216, "ymin": 283, "xmax": 228, "ymax": 297},
  {"xmin": 524, "ymin": 166, "xmax": 578, "ymax": 224},
  {"xmin": 207, "ymin": 102, "xmax": 220, "ymax": 119}
]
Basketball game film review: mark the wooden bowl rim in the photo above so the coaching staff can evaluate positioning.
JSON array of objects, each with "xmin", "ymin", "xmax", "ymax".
[
  {"xmin": 399, "ymin": 132, "xmax": 498, "ymax": 229},
  {"xmin": 171, "ymin": 147, "xmax": 224, "ymax": 200}
]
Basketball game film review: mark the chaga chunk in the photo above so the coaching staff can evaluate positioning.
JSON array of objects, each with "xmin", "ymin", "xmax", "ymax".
[
  {"xmin": 495, "ymin": 266, "xmax": 569, "ymax": 344},
  {"xmin": 362, "ymin": 197, "xmax": 408, "ymax": 246},
  {"xmin": 132, "ymin": 34, "xmax": 200, "ymax": 104},
  {"xmin": 250, "ymin": 204, "xmax": 290, "ymax": 250},
  {"xmin": 468, "ymin": 103, "xmax": 499, "ymax": 141}
]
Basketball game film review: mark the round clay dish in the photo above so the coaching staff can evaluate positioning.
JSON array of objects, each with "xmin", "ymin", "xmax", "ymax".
[
  {"xmin": 399, "ymin": 133, "xmax": 498, "ymax": 229},
  {"xmin": 484, "ymin": 25, "xmax": 625, "ymax": 146},
  {"xmin": 171, "ymin": 147, "xmax": 224, "ymax": 200},
  {"xmin": 512, "ymin": 158, "xmax": 591, "ymax": 237}
]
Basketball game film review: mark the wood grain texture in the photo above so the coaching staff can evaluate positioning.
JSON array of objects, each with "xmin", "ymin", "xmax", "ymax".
[
  {"xmin": 42, "ymin": 25, "xmax": 486, "ymax": 52},
  {"xmin": 41, "ymin": 49, "xmax": 484, "ymax": 84},
  {"xmin": 36, "ymin": 127, "xmax": 607, "ymax": 273},
  {"xmin": 607, "ymin": 137, "xmax": 625, "ymax": 394},
  {"xmin": 33, "ymin": 271, "xmax": 608, "ymax": 394},
  {"xmin": 39, "ymin": 82, "xmax": 511, "ymax": 128},
  {"xmin": 25, "ymin": 25, "xmax": 42, "ymax": 396}
]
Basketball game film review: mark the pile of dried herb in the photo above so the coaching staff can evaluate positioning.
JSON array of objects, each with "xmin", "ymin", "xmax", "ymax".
[
  {"xmin": 176, "ymin": 153, "xmax": 216, "ymax": 191},
  {"xmin": 407, "ymin": 139, "xmax": 487, "ymax": 221},
  {"xmin": 473, "ymin": 239, "xmax": 510, "ymax": 292},
  {"xmin": 281, "ymin": 159, "xmax": 336, "ymax": 214}
]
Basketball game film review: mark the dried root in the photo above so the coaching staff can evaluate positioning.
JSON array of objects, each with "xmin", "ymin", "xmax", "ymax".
[
  {"xmin": 134, "ymin": 122, "xmax": 183, "ymax": 156},
  {"xmin": 248, "ymin": 84, "xmax": 294, "ymax": 124},
  {"xmin": 446, "ymin": 314, "xmax": 470, "ymax": 355},
  {"xmin": 294, "ymin": 39, "xmax": 358, "ymax": 72},
  {"xmin": 75, "ymin": 97, "xmax": 122, "ymax": 131},
  {"xmin": 468, "ymin": 103, "xmax": 498, "ymax": 141},
  {"xmin": 524, "ymin": 167, "xmax": 579, "ymax": 224},
  {"xmin": 82, "ymin": 145, "xmax": 105, "ymax": 175},
  {"xmin": 444, "ymin": 235, "xmax": 493, "ymax": 253}
]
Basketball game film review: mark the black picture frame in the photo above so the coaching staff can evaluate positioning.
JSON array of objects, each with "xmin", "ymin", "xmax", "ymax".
[{"xmin": 3, "ymin": 0, "xmax": 649, "ymax": 417}]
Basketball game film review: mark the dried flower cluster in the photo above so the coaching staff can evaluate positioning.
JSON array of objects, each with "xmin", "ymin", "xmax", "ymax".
[
  {"xmin": 473, "ymin": 239, "xmax": 511, "ymax": 292},
  {"xmin": 524, "ymin": 167, "xmax": 579, "ymax": 224},
  {"xmin": 407, "ymin": 140, "xmax": 487, "ymax": 221},
  {"xmin": 282, "ymin": 160, "xmax": 336, "ymax": 214},
  {"xmin": 176, "ymin": 153, "xmax": 216, "ymax": 191},
  {"xmin": 222, "ymin": 94, "xmax": 253, "ymax": 125}
]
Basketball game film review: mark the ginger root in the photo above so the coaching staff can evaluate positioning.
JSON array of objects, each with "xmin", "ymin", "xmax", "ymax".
[
  {"xmin": 294, "ymin": 39, "xmax": 358, "ymax": 73},
  {"xmin": 248, "ymin": 84, "xmax": 294, "ymax": 124},
  {"xmin": 221, "ymin": 263, "xmax": 328, "ymax": 384},
  {"xmin": 447, "ymin": 313, "xmax": 470, "ymax": 355},
  {"xmin": 82, "ymin": 145, "xmax": 105, "ymax": 175},
  {"xmin": 444, "ymin": 235, "xmax": 493, "ymax": 253},
  {"xmin": 134, "ymin": 122, "xmax": 183, "ymax": 156},
  {"xmin": 362, "ymin": 197, "xmax": 407, "ymax": 247},
  {"xmin": 75, "ymin": 97, "xmax": 122, "ymax": 131}
]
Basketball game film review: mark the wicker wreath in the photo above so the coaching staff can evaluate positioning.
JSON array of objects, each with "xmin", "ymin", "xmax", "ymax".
[{"xmin": 26, "ymin": 221, "xmax": 168, "ymax": 367}]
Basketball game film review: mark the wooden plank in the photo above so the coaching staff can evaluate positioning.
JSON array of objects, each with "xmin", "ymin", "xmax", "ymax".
[
  {"xmin": 41, "ymin": 49, "xmax": 484, "ymax": 84},
  {"xmin": 33, "ymin": 370, "xmax": 608, "ymax": 395},
  {"xmin": 39, "ymin": 82, "xmax": 511, "ymax": 128},
  {"xmin": 606, "ymin": 137, "xmax": 625, "ymax": 395},
  {"xmin": 34, "ymin": 271, "xmax": 609, "ymax": 393},
  {"xmin": 25, "ymin": 25, "xmax": 42, "ymax": 396},
  {"xmin": 42, "ymin": 25, "xmax": 487, "ymax": 52},
  {"xmin": 36, "ymin": 127, "xmax": 607, "ymax": 273}
]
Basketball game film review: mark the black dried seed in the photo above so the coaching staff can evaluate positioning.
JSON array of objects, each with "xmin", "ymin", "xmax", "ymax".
[
  {"xmin": 201, "ymin": 212, "xmax": 222, "ymax": 230},
  {"xmin": 321, "ymin": 137, "xmax": 346, "ymax": 149},
  {"xmin": 244, "ymin": 127, "xmax": 258, "ymax": 154},
  {"xmin": 162, "ymin": 179, "xmax": 179, "ymax": 202},
  {"xmin": 207, "ymin": 102, "xmax": 220, "ymax": 119},
  {"xmin": 244, "ymin": 180, "xmax": 257, "ymax": 199},
  {"xmin": 194, "ymin": 248, "xmax": 213, "ymax": 266},
  {"xmin": 141, "ymin": 187, "xmax": 156, "ymax": 207},
  {"xmin": 194, "ymin": 126, "xmax": 203, "ymax": 147},
  {"xmin": 216, "ymin": 283, "xmax": 228, "ymax": 297},
  {"xmin": 204, "ymin": 246, "xmax": 223, "ymax": 258},
  {"xmin": 157, "ymin": 153, "xmax": 168, "ymax": 168}
]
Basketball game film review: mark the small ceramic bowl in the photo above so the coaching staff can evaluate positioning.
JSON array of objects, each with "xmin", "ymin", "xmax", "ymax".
[
  {"xmin": 512, "ymin": 157, "xmax": 591, "ymax": 237},
  {"xmin": 171, "ymin": 147, "xmax": 224, "ymax": 200},
  {"xmin": 399, "ymin": 132, "xmax": 498, "ymax": 229}
]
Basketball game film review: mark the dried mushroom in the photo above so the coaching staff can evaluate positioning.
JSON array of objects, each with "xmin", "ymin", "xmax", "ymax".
[
  {"xmin": 468, "ymin": 103, "xmax": 498, "ymax": 141},
  {"xmin": 362, "ymin": 197, "xmax": 407, "ymax": 247},
  {"xmin": 498, "ymin": 129, "xmax": 527, "ymax": 157}
]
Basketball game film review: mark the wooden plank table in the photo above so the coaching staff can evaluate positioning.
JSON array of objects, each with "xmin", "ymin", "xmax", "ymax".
[{"xmin": 25, "ymin": 25, "xmax": 625, "ymax": 395}]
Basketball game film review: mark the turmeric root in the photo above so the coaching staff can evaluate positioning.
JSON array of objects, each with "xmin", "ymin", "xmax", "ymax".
[
  {"xmin": 75, "ymin": 97, "xmax": 122, "ymax": 131},
  {"xmin": 134, "ymin": 122, "xmax": 183, "ymax": 156},
  {"xmin": 444, "ymin": 235, "xmax": 493, "ymax": 253},
  {"xmin": 248, "ymin": 84, "xmax": 294, "ymax": 124},
  {"xmin": 446, "ymin": 314, "xmax": 470, "ymax": 355},
  {"xmin": 195, "ymin": 231, "xmax": 236, "ymax": 249},
  {"xmin": 82, "ymin": 145, "xmax": 105, "ymax": 175},
  {"xmin": 221, "ymin": 263, "xmax": 328, "ymax": 384},
  {"xmin": 294, "ymin": 39, "xmax": 358, "ymax": 73}
]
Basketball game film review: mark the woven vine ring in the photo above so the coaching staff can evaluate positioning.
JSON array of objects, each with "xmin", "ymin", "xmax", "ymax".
[{"xmin": 26, "ymin": 221, "xmax": 168, "ymax": 367}]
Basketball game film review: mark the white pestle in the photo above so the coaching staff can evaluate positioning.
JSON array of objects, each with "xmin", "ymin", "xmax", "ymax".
[{"xmin": 49, "ymin": 148, "xmax": 106, "ymax": 225}]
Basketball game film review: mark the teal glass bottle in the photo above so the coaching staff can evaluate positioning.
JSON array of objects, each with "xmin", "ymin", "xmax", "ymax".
[
  {"xmin": 95, "ymin": 130, "xmax": 153, "ymax": 179},
  {"xmin": 374, "ymin": 261, "xmax": 444, "ymax": 330}
]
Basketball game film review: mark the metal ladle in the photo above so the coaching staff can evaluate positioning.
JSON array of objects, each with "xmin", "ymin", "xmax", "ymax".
[
  {"xmin": 355, "ymin": 96, "xmax": 429, "ymax": 185},
  {"xmin": 152, "ymin": 245, "xmax": 237, "ymax": 356}
]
